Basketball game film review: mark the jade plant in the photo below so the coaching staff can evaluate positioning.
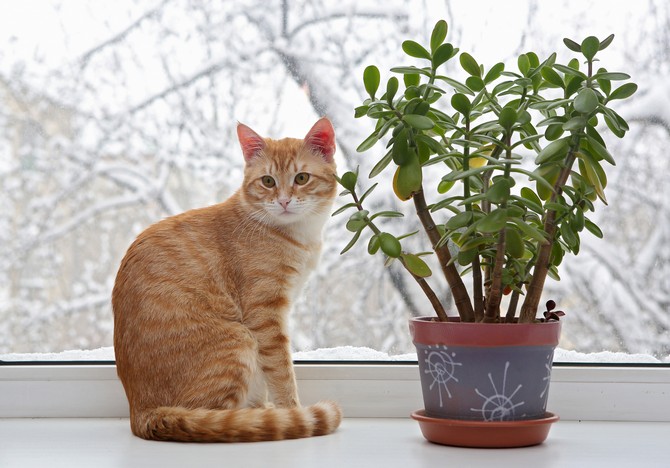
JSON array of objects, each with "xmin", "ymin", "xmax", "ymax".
[{"xmin": 334, "ymin": 20, "xmax": 636, "ymax": 324}]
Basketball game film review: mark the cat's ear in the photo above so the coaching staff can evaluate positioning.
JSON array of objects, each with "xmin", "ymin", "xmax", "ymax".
[
  {"xmin": 304, "ymin": 117, "xmax": 336, "ymax": 163},
  {"xmin": 237, "ymin": 123, "xmax": 266, "ymax": 162}
]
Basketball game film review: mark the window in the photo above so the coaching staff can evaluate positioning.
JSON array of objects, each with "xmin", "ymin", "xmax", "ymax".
[{"xmin": 1, "ymin": 0, "xmax": 668, "ymax": 363}]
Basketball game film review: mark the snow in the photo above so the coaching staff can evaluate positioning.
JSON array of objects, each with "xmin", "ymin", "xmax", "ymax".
[{"xmin": 1, "ymin": 346, "xmax": 667, "ymax": 364}]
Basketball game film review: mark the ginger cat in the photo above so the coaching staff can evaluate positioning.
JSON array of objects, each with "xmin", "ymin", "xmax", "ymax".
[{"xmin": 112, "ymin": 118, "xmax": 341, "ymax": 442}]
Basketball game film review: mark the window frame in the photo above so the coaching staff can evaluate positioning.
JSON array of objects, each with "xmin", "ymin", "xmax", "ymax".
[{"xmin": 1, "ymin": 363, "xmax": 668, "ymax": 421}]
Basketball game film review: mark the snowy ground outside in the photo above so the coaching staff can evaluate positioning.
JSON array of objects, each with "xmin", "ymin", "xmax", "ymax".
[{"xmin": 1, "ymin": 346, "xmax": 667, "ymax": 364}]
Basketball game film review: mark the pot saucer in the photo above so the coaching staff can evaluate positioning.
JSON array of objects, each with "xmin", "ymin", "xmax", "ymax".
[{"xmin": 411, "ymin": 409, "xmax": 559, "ymax": 448}]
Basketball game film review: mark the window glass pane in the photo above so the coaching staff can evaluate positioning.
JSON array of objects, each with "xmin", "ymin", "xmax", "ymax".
[{"xmin": 1, "ymin": 0, "xmax": 668, "ymax": 363}]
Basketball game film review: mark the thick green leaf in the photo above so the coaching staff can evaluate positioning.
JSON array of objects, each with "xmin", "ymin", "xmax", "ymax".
[
  {"xmin": 432, "ymin": 43, "xmax": 454, "ymax": 68},
  {"xmin": 608, "ymin": 83, "xmax": 638, "ymax": 101},
  {"xmin": 563, "ymin": 37, "xmax": 582, "ymax": 52},
  {"xmin": 357, "ymin": 132, "xmax": 379, "ymax": 153},
  {"xmin": 394, "ymin": 156, "xmax": 422, "ymax": 200},
  {"xmin": 404, "ymin": 74, "xmax": 421, "ymax": 87},
  {"xmin": 554, "ymin": 64, "xmax": 587, "ymax": 79},
  {"xmin": 592, "ymin": 71, "xmax": 630, "ymax": 81},
  {"xmin": 587, "ymin": 136, "xmax": 615, "ymax": 165},
  {"xmin": 437, "ymin": 179, "xmax": 455, "ymax": 194},
  {"xmin": 529, "ymin": 98, "xmax": 572, "ymax": 111},
  {"xmin": 339, "ymin": 171, "xmax": 358, "ymax": 191},
  {"xmin": 560, "ymin": 221, "xmax": 579, "ymax": 251},
  {"xmin": 599, "ymin": 34, "xmax": 615, "ymax": 50},
  {"xmin": 597, "ymin": 76, "xmax": 612, "ymax": 96},
  {"xmin": 379, "ymin": 232, "xmax": 402, "ymax": 258},
  {"xmin": 437, "ymin": 75, "xmax": 475, "ymax": 95},
  {"xmin": 486, "ymin": 178, "xmax": 512, "ymax": 204},
  {"xmin": 460, "ymin": 52, "xmax": 481, "ymax": 77},
  {"xmin": 354, "ymin": 105, "xmax": 369, "ymax": 118},
  {"xmin": 445, "ymin": 211, "xmax": 473, "ymax": 230},
  {"xmin": 563, "ymin": 116, "xmax": 586, "ymax": 132},
  {"xmin": 403, "ymin": 114, "xmax": 435, "ymax": 130},
  {"xmin": 511, "ymin": 134, "xmax": 543, "ymax": 149},
  {"xmin": 370, "ymin": 210, "xmax": 405, "ymax": 220},
  {"xmin": 565, "ymin": 76, "xmax": 585, "ymax": 98},
  {"xmin": 510, "ymin": 217, "xmax": 548, "ymax": 244},
  {"xmin": 545, "ymin": 123, "xmax": 564, "ymax": 141},
  {"xmin": 505, "ymin": 228, "xmax": 525, "ymax": 258},
  {"xmin": 509, "ymin": 167, "xmax": 555, "ymax": 194},
  {"xmin": 451, "ymin": 93, "xmax": 471, "ymax": 116},
  {"xmin": 498, "ymin": 107, "xmax": 517, "ymax": 131},
  {"xmin": 358, "ymin": 183, "xmax": 378, "ymax": 204},
  {"xmin": 574, "ymin": 88, "xmax": 599, "ymax": 114},
  {"xmin": 367, "ymin": 234, "xmax": 380, "ymax": 255},
  {"xmin": 528, "ymin": 52, "xmax": 557, "ymax": 78},
  {"xmin": 443, "ymin": 164, "xmax": 505, "ymax": 182},
  {"xmin": 401, "ymin": 253, "xmax": 433, "ymax": 277},
  {"xmin": 535, "ymin": 137, "xmax": 570, "ymax": 164},
  {"xmin": 369, "ymin": 149, "xmax": 393, "ymax": 178},
  {"xmin": 346, "ymin": 209, "xmax": 369, "ymax": 232},
  {"xmin": 465, "ymin": 76, "xmax": 485, "ymax": 92},
  {"xmin": 403, "ymin": 40, "xmax": 431, "ymax": 60},
  {"xmin": 492, "ymin": 80, "xmax": 515, "ymax": 95},
  {"xmin": 386, "ymin": 77, "xmax": 399, "ymax": 104},
  {"xmin": 581, "ymin": 36, "xmax": 600, "ymax": 61},
  {"xmin": 518, "ymin": 54, "xmax": 530, "ymax": 76},
  {"xmin": 430, "ymin": 20, "xmax": 448, "ymax": 52},
  {"xmin": 459, "ymin": 235, "xmax": 494, "ymax": 252},
  {"xmin": 484, "ymin": 62, "xmax": 505, "ymax": 84},
  {"xmin": 578, "ymin": 155, "xmax": 607, "ymax": 204},
  {"xmin": 340, "ymin": 230, "xmax": 362, "ymax": 255},
  {"xmin": 541, "ymin": 67, "xmax": 564, "ymax": 88},
  {"xmin": 519, "ymin": 188, "xmax": 544, "ymax": 213},
  {"xmin": 477, "ymin": 209, "xmax": 507, "ymax": 233},
  {"xmin": 584, "ymin": 218, "xmax": 604, "ymax": 238},
  {"xmin": 391, "ymin": 66, "xmax": 431, "ymax": 76},
  {"xmin": 363, "ymin": 66, "xmax": 380, "ymax": 98},
  {"xmin": 332, "ymin": 202, "xmax": 357, "ymax": 217},
  {"xmin": 392, "ymin": 128, "xmax": 411, "ymax": 165}
]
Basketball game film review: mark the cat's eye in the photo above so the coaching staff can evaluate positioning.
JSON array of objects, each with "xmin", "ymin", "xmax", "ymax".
[
  {"xmin": 261, "ymin": 176, "xmax": 276, "ymax": 188},
  {"xmin": 294, "ymin": 173, "xmax": 310, "ymax": 185}
]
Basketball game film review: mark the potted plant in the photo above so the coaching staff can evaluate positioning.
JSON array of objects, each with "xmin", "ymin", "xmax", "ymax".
[{"xmin": 333, "ymin": 20, "xmax": 636, "ymax": 447}]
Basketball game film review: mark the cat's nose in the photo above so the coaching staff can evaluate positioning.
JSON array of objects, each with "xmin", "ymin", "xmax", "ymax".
[{"xmin": 278, "ymin": 198, "xmax": 291, "ymax": 210}]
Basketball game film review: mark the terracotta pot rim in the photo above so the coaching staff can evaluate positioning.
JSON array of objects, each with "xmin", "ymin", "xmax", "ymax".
[
  {"xmin": 409, "ymin": 315, "xmax": 562, "ymax": 347},
  {"xmin": 411, "ymin": 409, "xmax": 559, "ymax": 427}
]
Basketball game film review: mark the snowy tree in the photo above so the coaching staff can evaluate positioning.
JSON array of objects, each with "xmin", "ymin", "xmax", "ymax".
[{"xmin": 0, "ymin": 0, "xmax": 668, "ymax": 358}]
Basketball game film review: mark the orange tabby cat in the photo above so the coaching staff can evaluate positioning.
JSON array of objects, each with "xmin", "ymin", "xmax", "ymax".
[{"xmin": 112, "ymin": 118, "xmax": 341, "ymax": 442}]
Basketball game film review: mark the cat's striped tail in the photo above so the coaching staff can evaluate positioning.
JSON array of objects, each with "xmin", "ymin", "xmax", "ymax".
[{"xmin": 131, "ymin": 401, "xmax": 342, "ymax": 442}]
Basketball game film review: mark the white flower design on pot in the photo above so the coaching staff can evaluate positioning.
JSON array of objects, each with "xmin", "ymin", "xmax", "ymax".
[
  {"xmin": 470, "ymin": 361, "xmax": 525, "ymax": 421},
  {"xmin": 423, "ymin": 346, "xmax": 462, "ymax": 407}
]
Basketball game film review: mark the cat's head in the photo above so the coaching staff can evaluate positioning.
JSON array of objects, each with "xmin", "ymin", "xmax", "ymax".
[{"xmin": 237, "ymin": 118, "xmax": 338, "ymax": 227}]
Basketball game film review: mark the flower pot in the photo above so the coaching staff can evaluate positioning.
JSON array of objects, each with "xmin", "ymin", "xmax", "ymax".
[{"xmin": 408, "ymin": 316, "xmax": 561, "ymax": 447}]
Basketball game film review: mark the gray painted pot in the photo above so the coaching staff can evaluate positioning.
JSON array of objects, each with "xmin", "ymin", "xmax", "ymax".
[{"xmin": 409, "ymin": 317, "xmax": 561, "ymax": 422}]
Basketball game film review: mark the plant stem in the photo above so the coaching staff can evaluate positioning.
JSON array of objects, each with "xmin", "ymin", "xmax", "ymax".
[
  {"xmin": 505, "ymin": 289, "xmax": 521, "ymax": 323},
  {"xmin": 484, "ymin": 135, "xmax": 513, "ymax": 322},
  {"xmin": 403, "ymin": 265, "xmax": 449, "ymax": 322},
  {"xmin": 484, "ymin": 228, "xmax": 505, "ymax": 322},
  {"xmin": 350, "ymin": 188, "xmax": 449, "ymax": 321},
  {"xmin": 519, "ymin": 144, "xmax": 578, "ymax": 322},
  {"xmin": 413, "ymin": 188, "xmax": 475, "ymax": 322},
  {"xmin": 520, "ymin": 59, "xmax": 595, "ymax": 323}
]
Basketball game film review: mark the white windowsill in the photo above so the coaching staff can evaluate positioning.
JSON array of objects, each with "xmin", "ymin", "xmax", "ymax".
[
  {"xmin": 1, "ymin": 364, "xmax": 668, "ymax": 467},
  {"xmin": 0, "ymin": 417, "xmax": 668, "ymax": 468}
]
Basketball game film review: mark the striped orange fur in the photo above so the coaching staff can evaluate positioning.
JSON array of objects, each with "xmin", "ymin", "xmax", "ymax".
[{"xmin": 112, "ymin": 118, "xmax": 341, "ymax": 442}]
